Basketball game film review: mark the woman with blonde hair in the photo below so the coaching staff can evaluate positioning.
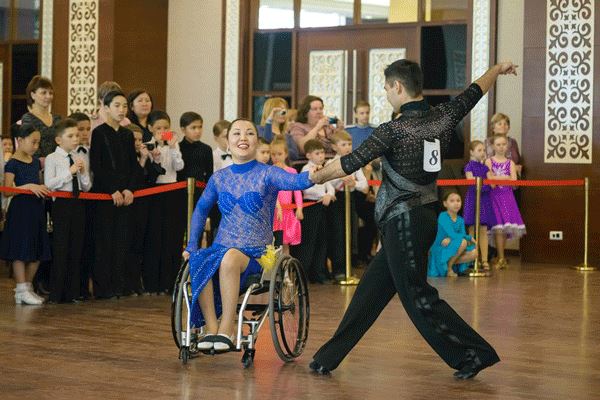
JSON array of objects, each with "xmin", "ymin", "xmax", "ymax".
[{"xmin": 258, "ymin": 97, "xmax": 299, "ymax": 161}]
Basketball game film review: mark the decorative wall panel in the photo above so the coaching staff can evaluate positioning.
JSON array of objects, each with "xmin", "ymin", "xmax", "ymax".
[
  {"xmin": 308, "ymin": 50, "xmax": 347, "ymax": 121},
  {"xmin": 470, "ymin": 0, "xmax": 491, "ymax": 141},
  {"xmin": 368, "ymin": 48, "xmax": 406, "ymax": 126},
  {"xmin": 41, "ymin": 0, "xmax": 54, "ymax": 79},
  {"xmin": 223, "ymin": 0, "xmax": 240, "ymax": 121},
  {"xmin": 544, "ymin": 0, "xmax": 594, "ymax": 164},
  {"xmin": 67, "ymin": 0, "xmax": 98, "ymax": 115}
]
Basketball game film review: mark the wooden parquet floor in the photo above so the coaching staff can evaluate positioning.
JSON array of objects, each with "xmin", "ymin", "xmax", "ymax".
[{"xmin": 1, "ymin": 258, "xmax": 599, "ymax": 400}]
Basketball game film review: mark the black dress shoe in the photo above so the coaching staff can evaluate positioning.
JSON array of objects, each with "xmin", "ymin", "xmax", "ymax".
[
  {"xmin": 309, "ymin": 360, "xmax": 331, "ymax": 375},
  {"xmin": 454, "ymin": 351, "xmax": 484, "ymax": 380}
]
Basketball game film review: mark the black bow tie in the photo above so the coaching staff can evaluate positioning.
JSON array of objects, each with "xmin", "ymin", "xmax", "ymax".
[
  {"xmin": 77, "ymin": 146, "xmax": 87, "ymax": 154},
  {"xmin": 221, "ymin": 153, "xmax": 232, "ymax": 160}
]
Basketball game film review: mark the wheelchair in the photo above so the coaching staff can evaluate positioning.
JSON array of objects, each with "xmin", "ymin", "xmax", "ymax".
[{"xmin": 171, "ymin": 250, "xmax": 310, "ymax": 368}]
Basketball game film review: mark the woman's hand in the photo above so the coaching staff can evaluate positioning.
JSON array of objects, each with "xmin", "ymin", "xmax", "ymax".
[
  {"xmin": 295, "ymin": 207, "xmax": 303, "ymax": 221},
  {"xmin": 315, "ymin": 116, "xmax": 328, "ymax": 132},
  {"xmin": 111, "ymin": 190, "xmax": 124, "ymax": 206},
  {"xmin": 27, "ymin": 184, "xmax": 50, "ymax": 198},
  {"xmin": 182, "ymin": 250, "xmax": 190, "ymax": 261},
  {"xmin": 269, "ymin": 107, "xmax": 284, "ymax": 120},
  {"xmin": 441, "ymin": 238, "xmax": 450, "ymax": 247}
]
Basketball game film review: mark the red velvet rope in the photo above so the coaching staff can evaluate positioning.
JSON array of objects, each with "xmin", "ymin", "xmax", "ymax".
[{"xmin": 436, "ymin": 179, "xmax": 585, "ymax": 187}]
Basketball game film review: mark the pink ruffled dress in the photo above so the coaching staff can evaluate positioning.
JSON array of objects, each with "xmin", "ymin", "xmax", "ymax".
[{"xmin": 273, "ymin": 166, "xmax": 303, "ymax": 245}]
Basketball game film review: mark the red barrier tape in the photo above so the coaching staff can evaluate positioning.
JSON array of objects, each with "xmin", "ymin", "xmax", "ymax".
[
  {"xmin": 436, "ymin": 179, "xmax": 585, "ymax": 187},
  {"xmin": 368, "ymin": 180, "xmax": 382, "ymax": 186},
  {"xmin": 281, "ymin": 201, "xmax": 318, "ymax": 210},
  {"xmin": 0, "ymin": 181, "xmax": 188, "ymax": 200}
]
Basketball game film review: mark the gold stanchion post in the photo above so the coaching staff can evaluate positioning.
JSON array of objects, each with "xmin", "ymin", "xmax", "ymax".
[
  {"xmin": 470, "ymin": 177, "xmax": 490, "ymax": 277},
  {"xmin": 340, "ymin": 186, "xmax": 360, "ymax": 285},
  {"xmin": 573, "ymin": 177, "xmax": 596, "ymax": 271},
  {"xmin": 186, "ymin": 178, "xmax": 196, "ymax": 245}
]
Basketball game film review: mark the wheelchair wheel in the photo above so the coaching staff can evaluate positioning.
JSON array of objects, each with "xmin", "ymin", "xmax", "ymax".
[
  {"xmin": 268, "ymin": 255, "xmax": 310, "ymax": 362},
  {"xmin": 171, "ymin": 260, "xmax": 190, "ymax": 349}
]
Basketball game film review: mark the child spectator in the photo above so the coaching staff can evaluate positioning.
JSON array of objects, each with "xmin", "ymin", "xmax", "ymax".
[
  {"xmin": 463, "ymin": 140, "xmax": 494, "ymax": 270},
  {"xmin": 486, "ymin": 134, "xmax": 526, "ymax": 269},
  {"xmin": 326, "ymin": 130, "xmax": 368, "ymax": 282},
  {"xmin": 124, "ymin": 124, "xmax": 161, "ymax": 295},
  {"xmin": 90, "ymin": 90, "xmax": 138, "ymax": 299},
  {"xmin": 297, "ymin": 139, "xmax": 335, "ymax": 283},
  {"xmin": 2, "ymin": 133, "xmax": 14, "ymax": 162},
  {"xmin": 270, "ymin": 137, "xmax": 303, "ymax": 255},
  {"xmin": 345, "ymin": 100, "xmax": 376, "ymax": 148},
  {"xmin": 143, "ymin": 110, "xmax": 184, "ymax": 295},
  {"xmin": 68, "ymin": 112, "xmax": 94, "ymax": 298},
  {"xmin": 256, "ymin": 137, "xmax": 271, "ymax": 164},
  {"xmin": 44, "ymin": 119, "xmax": 92, "ymax": 303},
  {"xmin": 428, "ymin": 192, "xmax": 477, "ymax": 277},
  {"xmin": 0, "ymin": 124, "xmax": 51, "ymax": 304},
  {"xmin": 212, "ymin": 120, "xmax": 232, "ymax": 172},
  {"xmin": 485, "ymin": 113, "xmax": 522, "ymax": 175},
  {"xmin": 90, "ymin": 81, "xmax": 131, "ymax": 130},
  {"xmin": 176, "ymin": 111, "xmax": 213, "ymax": 249}
]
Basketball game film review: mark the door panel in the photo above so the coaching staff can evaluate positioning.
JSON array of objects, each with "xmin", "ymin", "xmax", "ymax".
[{"xmin": 297, "ymin": 25, "xmax": 418, "ymax": 124}]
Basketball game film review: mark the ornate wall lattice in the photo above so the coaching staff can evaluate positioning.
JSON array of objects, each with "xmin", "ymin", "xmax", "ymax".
[
  {"xmin": 67, "ymin": 0, "xmax": 98, "ymax": 115},
  {"xmin": 41, "ymin": 0, "xmax": 54, "ymax": 79},
  {"xmin": 223, "ymin": 0, "xmax": 240, "ymax": 121},
  {"xmin": 308, "ymin": 50, "xmax": 347, "ymax": 121},
  {"xmin": 368, "ymin": 48, "xmax": 406, "ymax": 126},
  {"xmin": 544, "ymin": 0, "xmax": 594, "ymax": 164},
  {"xmin": 470, "ymin": 0, "xmax": 491, "ymax": 141}
]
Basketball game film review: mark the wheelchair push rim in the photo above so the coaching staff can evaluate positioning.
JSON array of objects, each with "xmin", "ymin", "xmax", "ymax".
[
  {"xmin": 171, "ymin": 260, "xmax": 191, "ymax": 349},
  {"xmin": 268, "ymin": 255, "xmax": 310, "ymax": 362}
]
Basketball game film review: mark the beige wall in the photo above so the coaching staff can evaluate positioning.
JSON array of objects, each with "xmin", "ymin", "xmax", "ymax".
[
  {"xmin": 167, "ymin": 0, "xmax": 222, "ymax": 148},
  {"xmin": 495, "ymin": 0, "xmax": 524, "ymax": 148}
]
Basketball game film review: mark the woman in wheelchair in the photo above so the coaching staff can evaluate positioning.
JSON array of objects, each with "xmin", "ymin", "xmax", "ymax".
[{"xmin": 182, "ymin": 118, "xmax": 314, "ymax": 353}]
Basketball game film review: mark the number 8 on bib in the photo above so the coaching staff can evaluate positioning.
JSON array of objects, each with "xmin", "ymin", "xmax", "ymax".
[{"xmin": 423, "ymin": 139, "xmax": 441, "ymax": 172}]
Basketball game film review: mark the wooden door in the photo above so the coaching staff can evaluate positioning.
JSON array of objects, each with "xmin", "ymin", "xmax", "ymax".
[{"xmin": 296, "ymin": 25, "xmax": 418, "ymax": 125}]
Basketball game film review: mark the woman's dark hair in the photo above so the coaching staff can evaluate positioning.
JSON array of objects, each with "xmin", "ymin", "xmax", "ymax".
[
  {"xmin": 296, "ymin": 95, "xmax": 324, "ymax": 124},
  {"xmin": 26, "ymin": 75, "xmax": 54, "ymax": 106},
  {"xmin": 14, "ymin": 124, "xmax": 39, "ymax": 139},
  {"xmin": 180, "ymin": 111, "xmax": 203, "ymax": 128},
  {"xmin": 103, "ymin": 90, "xmax": 127, "ymax": 106},
  {"xmin": 147, "ymin": 110, "xmax": 171, "ymax": 126},
  {"xmin": 127, "ymin": 89, "xmax": 154, "ymax": 125},
  {"xmin": 228, "ymin": 118, "xmax": 257, "ymax": 137},
  {"xmin": 384, "ymin": 59, "xmax": 423, "ymax": 97}
]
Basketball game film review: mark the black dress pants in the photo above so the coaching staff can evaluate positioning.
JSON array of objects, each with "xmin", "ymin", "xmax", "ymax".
[
  {"xmin": 93, "ymin": 201, "xmax": 131, "ymax": 297},
  {"xmin": 313, "ymin": 204, "xmax": 500, "ymax": 371},
  {"xmin": 125, "ymin": 196, "xmax": 150, "ymax": 294},
  {"xmin": 143, "ymin": 189, "xmax": 185, "ymax": 293},
  {"xmin": 353, "ymin": 191, "xmax": 377, "ymax": 262},
  {"xmin": 294, "ymin": 203, "xmax": 329, "ymax": 282},
  {"xmin": 49, "ymin": 198, "xmax": 85, "ymax": 302},
  {"xmin": 80, "ymin": 200, "xmax": 95, "ymax": 298}
]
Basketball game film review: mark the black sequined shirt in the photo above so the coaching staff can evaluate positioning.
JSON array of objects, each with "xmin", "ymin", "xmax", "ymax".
[{"xmin": 340, "ymin": 83, "xmax": 484, "ymax": 227}]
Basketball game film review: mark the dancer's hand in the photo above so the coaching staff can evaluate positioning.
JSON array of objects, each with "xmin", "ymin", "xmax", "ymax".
[
  {"xmin": 182, "ymin": 251, "xmax": 190, "ymax": 261},
  {"xmin": 497, "ymin": 61, "xmax": 518, "ymax": 75}
]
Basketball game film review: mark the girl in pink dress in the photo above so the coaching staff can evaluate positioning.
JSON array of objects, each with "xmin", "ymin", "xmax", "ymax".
[{"xmin": 271, "ymin": 137, "xmax": 303, "ymax": 254}]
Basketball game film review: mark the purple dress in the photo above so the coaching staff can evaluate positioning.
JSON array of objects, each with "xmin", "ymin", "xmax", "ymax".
[
  {"xmin": 463, "ymin": 160, "xmax": 494, "ymax": 227},
  {"xmin": 489, "ymin": 158, "xmax": 525, "ymax": 238}
]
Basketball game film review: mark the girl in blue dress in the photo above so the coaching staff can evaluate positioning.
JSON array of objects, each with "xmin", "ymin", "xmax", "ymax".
[
  {"xmin": 428, "ymin": 192, "xmax": 477, "ymax": 277},
  {"xmin": 1, "ymin": 124, "xmax": 51, "ymax": 304},
  {"xmin": 182, "ymin": 118, "xmax": 314, "ymax": 352}
]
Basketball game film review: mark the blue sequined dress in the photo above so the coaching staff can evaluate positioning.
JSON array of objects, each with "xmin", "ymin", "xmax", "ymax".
[{"xmin": 185, "ymin": 160, "xmax": 312, "ymax": 327}]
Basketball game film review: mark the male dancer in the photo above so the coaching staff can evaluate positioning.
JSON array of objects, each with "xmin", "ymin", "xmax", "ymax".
[{"xmin": 309, "ymin": 59, "xmax": 518, "ymax": 379}]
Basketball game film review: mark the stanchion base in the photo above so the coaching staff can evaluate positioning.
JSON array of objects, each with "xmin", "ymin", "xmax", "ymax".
[
  {"xmin": 572, "ymin": 263, "xmax": 598, "ymax": 271},
  {"xmin": 339, "ymin": 277, "xmax": 360, "ymax": 286},
  {"xmin": 469, "ymin": 269, "xmax": 491, "ymax": 277}
]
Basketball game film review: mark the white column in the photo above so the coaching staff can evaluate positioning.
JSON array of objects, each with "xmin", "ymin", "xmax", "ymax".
[
  {"xmin": 223, "ymin": 0, "xmax": 240, "ymax": 121},
  {"xmin": 470, "ymin": 0, "xmax": 491, "ymax": 141},
  {"xmin": 41, "ymin": 0, "xmax": 53, "ymax": 79}
]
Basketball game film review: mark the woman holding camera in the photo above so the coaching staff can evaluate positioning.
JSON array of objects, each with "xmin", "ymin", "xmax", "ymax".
[
  {"xmin": 258, "ymin": 97, "xmax": 300, "ymax": 161},
  {"xmin": 290, "ymin": 95, "xmax": 343, "ymax": 159}
]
